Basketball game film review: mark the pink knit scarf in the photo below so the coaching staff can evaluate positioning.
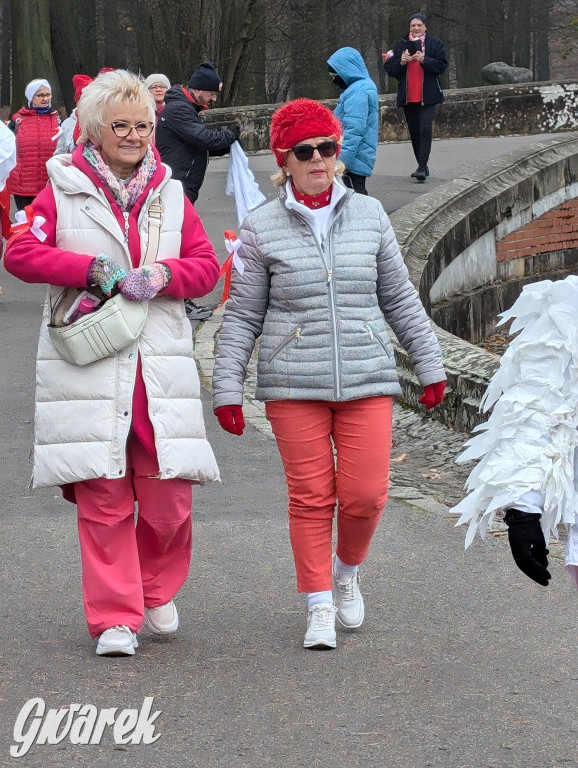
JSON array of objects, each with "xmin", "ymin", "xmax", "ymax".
[{"xmin": 82, "ymin": 143, "xmax": 157, "ymax": 212}]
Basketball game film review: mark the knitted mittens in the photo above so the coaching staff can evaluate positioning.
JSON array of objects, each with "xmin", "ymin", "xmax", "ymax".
[
  {"xmin": 119, "ymin": 263, "xmax": 172, "ymax": 301},
  {"xmin": 87, "ymin": 253, "xmax": 127, "ymax": 296}
]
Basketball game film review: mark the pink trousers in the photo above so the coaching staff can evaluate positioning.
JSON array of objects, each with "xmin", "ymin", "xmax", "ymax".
[
  {"xmin": 265, "ymin": 396, "xmax": 393, "ymax": 592},
  {"xmin": 74, "ymin": 435, "xmax": 193, "ymax": 637}
]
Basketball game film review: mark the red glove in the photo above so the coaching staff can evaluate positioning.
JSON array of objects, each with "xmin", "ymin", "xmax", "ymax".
[
  {"xmin": 418, "ymin": 381, "xmax": 446, "ymax": 410},
  {"xmin": 214, "ymin": 405, "xmax": 245, "ymax": 435}
]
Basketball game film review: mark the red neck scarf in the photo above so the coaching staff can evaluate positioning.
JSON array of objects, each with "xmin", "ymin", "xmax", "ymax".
[
  {"xmin": 181, "ymin": 85, "xmax": 207, "ymax": 111},
  {"xmin": 291, "ymin": 184, "xmax": 332, "ymax": 209}
]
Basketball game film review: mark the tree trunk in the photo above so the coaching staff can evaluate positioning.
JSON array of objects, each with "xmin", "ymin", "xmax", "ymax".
[
  {"xmin": 49, "ymin": 0, "xmax": 98, "ymax": 113},
  {"xmin": 11, "ymin": 0, "xmax": 59, "ymax": 113},
  {"xmin": 1, "ymin": 0, "xmax": 12, "ymax": 106},
  {"xmin": 512, "ymin": 0, "xmax": 531, "ymax": 67},
  {"xmin": 533, "ymin": 0, "xmax": 552, "ymax": 80}
]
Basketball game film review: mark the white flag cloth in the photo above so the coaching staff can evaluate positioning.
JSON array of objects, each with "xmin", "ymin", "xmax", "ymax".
[
  {"xmin": 226, "ymin": 141, "xmax": 266, "ymax": 226},
  {"xmin": 0, "ymin": 121, "xmax": 16, "ymax": 191}
]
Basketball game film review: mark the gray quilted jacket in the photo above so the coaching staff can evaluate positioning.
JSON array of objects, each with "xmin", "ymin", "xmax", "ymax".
[{"xmin": 212, "ymin": 189, "xmax": 445, "ymax": 407}]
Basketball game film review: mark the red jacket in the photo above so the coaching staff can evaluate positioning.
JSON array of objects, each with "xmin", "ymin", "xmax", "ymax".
[{"xmin": 9, "ymin": 108, "xmax": 60, "ymax": 196}]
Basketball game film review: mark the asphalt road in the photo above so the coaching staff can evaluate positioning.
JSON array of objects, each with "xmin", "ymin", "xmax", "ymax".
[{"xmin": 0, "ymin": 133, "xmax": 576, "ymax": 768}]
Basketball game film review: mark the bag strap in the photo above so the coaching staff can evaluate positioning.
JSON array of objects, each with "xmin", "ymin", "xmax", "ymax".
[{"xmin": 140, "ymin": 195, "xmax": 163, "ymax": 267}]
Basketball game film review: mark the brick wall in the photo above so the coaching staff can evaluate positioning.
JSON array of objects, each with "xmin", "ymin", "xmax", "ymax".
[{"xmin": 496, "ymin": 198, "xmax": 578, "ymax": 261}]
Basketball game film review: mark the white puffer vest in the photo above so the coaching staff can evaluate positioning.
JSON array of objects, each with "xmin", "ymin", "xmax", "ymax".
[{"xmin": 32, "ymin": 155, "xmax": 219, "ymax": 488}]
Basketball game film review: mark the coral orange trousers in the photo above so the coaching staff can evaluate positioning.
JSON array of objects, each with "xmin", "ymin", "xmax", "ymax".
[
  {"xmin": 74, "ymin": 435, "xmax": 193, "ymax": 638},
  {"xmin": 266, "ymin": 396, "xmax": 393, "ymax": 593}
]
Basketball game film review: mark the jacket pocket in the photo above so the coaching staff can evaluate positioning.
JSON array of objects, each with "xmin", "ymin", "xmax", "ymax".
[
  {"xmin": 364, "ymin": 322, "xmax": 393, "ymax": 360},
  {"xmin": 268, "ymin": 327, "xmax": 301, "ymax": 363}
]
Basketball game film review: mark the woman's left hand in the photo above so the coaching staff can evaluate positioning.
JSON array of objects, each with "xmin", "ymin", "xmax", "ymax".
[
  {"xmin": 119, "ymin": 263, "xmax": 171, "ymax": 301},
  {"xmin": 418, "ymin": 381, "xmax": 446, "ymax": 409}
]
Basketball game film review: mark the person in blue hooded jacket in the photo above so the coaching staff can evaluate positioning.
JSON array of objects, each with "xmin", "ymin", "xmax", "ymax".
[{"xmin": 327, "ymin": 47, "xmax": 379, "ymax": 196}]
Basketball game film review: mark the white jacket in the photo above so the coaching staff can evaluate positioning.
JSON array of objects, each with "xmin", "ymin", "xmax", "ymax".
[{"xmin": 32, "ymin": 155, "xmax": 219, "ymax": 488}]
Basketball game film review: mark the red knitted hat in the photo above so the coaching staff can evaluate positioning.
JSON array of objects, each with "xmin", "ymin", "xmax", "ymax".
[
  {"xmin": 270, "ymin": 98, "xmax": 342, "ymax": 166},
  {"xmin": 72, "ymin": 74, "xmax": 93, "ymax": 104}
]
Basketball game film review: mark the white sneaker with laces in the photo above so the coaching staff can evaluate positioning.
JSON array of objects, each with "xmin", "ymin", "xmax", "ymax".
[
  {"xmin": 334, "ymin": 568, "xmax": 365, "ymax": 629},
  {"xmin": 144, "ymin": 600, "xmax": 179, "ymax": 635},
  {"xmin": 96, "ymin": 625, "xmax": 138, "ymax": 656},
  {"xmin": 303, "ymin": 604, "xmax": 337, "ymax": 649}
]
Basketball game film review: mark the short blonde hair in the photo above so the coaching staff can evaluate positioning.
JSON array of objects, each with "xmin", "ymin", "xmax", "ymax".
[
  {"xmin": 76, "ymin": 69, "xmax": 155, "ymax": 145},
  {"xmin": 271, "ymin": 159, "xmax": 345, "ymax": 187}
]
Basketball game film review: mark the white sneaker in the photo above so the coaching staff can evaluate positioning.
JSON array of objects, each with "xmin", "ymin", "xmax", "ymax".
[
  {"xmin": 143, "ymin": 600, "xmax": 179, "ymax": 635},
  {"xmin": 303, "ymin": 604, "xmax": 337, "ymax": 649},
  {"xmin": 96, "ymin": 625, "xmax": 138, "ymax": 656},
  {"xmin": 334, "ymin": 568, "xmax": 365, "ymax": 629}
]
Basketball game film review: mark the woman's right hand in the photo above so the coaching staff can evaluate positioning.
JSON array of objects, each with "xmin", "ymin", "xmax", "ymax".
[
  {"xmin": 87, "ymin": 253, "xmax": 126, "ymax": 296},
  {"xmin": 214, "ymin": 405, "xmax": 245, "ymax": 435},
  {"xmin": 401, "ymin": 50, "xmax": 411, "ymax": 65}
]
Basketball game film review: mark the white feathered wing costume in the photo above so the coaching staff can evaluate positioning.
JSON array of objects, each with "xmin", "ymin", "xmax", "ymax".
[{"xmin": 451, "ymin": 276, "xmax": 578, "ymax": 587}]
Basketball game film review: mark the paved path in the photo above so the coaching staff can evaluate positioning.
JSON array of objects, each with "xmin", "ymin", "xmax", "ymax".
[{"xmin": 0, "ymin": 133, "xmax": 575, "ymax": 768}]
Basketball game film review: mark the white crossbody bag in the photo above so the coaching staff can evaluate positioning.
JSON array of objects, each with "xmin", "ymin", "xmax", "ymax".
[{"xmin": 48, "ymin": 198, "xmax": 163, "ymax": 367}]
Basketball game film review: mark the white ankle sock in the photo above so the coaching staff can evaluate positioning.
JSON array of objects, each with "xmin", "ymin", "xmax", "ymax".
[
  {"xmin": 307, "ymin": 591, "xmax": 333, "ymax": 611},
  {"xmin": 334, "ymin": 555, "xmax": 358, "ymax": 580}
]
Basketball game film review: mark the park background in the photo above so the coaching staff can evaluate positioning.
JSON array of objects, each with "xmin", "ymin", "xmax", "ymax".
[{"xmin": 0, "ymin": 0, "xmax": 577, "ymax": 116}]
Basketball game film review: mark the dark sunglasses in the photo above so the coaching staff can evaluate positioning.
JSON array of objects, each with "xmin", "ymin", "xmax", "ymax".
[
  {"xmin": 109, "ymin": 121, "xmax": 155, "ymax": 138},
  {"xmin": 291, "ymin": 140, "xmax": 337, "ymax": 162}
]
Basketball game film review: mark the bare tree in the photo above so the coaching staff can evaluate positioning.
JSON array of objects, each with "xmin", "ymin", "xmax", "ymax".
[
  {"xmin": 1, "ymin": 0, "xmax": 11, "ymax": 106},
  {"xmin": 49, "ymin": 0, "xmax": 98, "ymax": 112},
  {"xmin": 11, "ymin": 0, "xmax": 59, "ymax": 112}
]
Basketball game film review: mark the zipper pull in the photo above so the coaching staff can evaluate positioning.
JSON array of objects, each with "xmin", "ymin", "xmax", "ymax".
[
  {"xmin": 327, "ymin": 270, "xmax": 332, "ymax": 283},
  {"xmin": 295, "ymin": 328, "xmax": 301, "ymax": 338},
  {"xmin": 365, "ymin": 323, "xmax": 374, "ymax": 340}
]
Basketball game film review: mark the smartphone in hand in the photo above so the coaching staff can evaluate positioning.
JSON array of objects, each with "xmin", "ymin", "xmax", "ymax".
[{"xmin": 406, "ymin": 39, "xmax": 422, "ymax": 55}]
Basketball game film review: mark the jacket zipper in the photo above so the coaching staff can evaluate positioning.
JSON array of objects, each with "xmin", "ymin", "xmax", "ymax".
[
  {"xmin": 364, "ymin": 322, "xmax": 392, "ymax": 358},
  {"xmin": 292, "ymin": 198, "xmax": 350, "ymax": 400},
  {"xmin": 269, "ymin": 327, "xmax": 301, "ymax": 363},
  {"xmin": 184, "ymin": 159, "xmax": 195, "ymax": 178},
  {"xmin": 325, "ymin": 227, "xmax": 342, "ymax": 399}
]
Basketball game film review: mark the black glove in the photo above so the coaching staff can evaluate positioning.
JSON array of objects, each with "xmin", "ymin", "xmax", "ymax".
[
  {"xmin": 230, "ymin": 122, "xmax": 241, "ymax": 140},
  {"xmin": 503, "ymin": 508, "xmax": 551, "ymax": 587}
]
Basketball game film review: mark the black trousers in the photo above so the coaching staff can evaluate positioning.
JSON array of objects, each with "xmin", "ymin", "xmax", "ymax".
[
  {"xmin": 403, "ymin": 103, "xmax": 436, "ymax": 169},
  {"xmin": 342, "ymin": 171, "xmax": 368, "ymax": 195}
]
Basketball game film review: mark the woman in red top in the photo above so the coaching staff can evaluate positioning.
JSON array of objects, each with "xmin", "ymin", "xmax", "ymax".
[
  {"xmin": 8, "ymin": 78, "xmax": 60, "ymax": 210},
  {"xmin": 384, "ymin": 13, "xmax": 447, "ymax": 182}
]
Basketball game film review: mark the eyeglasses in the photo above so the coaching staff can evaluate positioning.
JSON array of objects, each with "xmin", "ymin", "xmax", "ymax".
[
  {"xmin": 291, "ymin": 140, "xmax": 337, "ymax": 162},
  {"xmin": 109, "ymin": 121, "xmax": 154, "ymax": 138},
  {"xmin": 149, "ymin": 84, "xmax": 168, "ymax": 90}
]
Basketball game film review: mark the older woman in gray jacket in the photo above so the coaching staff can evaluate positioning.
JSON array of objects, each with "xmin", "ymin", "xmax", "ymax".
[{"xmin": 212, "ymin": 98, "xmax": 446, "ymax": 650}]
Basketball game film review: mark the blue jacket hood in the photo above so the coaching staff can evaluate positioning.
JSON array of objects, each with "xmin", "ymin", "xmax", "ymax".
[{"xmin": 327, "ymin": 47, "xmax": 370, "ymax": 86}]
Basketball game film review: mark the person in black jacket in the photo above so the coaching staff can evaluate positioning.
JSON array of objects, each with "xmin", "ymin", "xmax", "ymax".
[
  {"xmin": 156, "ymin": 62, "xmax": 240, "ymax": 204},
  {"xmin": 383, "ymin": 13, "xmax": 447, "ymax": 182}
]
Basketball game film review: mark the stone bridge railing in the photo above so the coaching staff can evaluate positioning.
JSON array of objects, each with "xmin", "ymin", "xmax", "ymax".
[
  {"xmin": 205, "ymin": 80, "xmax": 578, "ymax": 149},
  {"xmin": 388, "ymin": 132, "xmax": 578, "ymax": 433}
]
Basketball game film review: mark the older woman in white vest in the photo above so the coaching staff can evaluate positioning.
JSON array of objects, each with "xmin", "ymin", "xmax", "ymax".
[{"xmin": 4, "ymin": 70, "xmax": 220, "ymax": 657}]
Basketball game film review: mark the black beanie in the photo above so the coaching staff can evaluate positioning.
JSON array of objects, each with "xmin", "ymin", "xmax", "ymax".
[
  {"xmin": 409, "ymin": 12, "xmax": 426, "ymax": 23},
  {"xmin": 188, "ymin": 62, "xmax": 222, "ymax": 92}
]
